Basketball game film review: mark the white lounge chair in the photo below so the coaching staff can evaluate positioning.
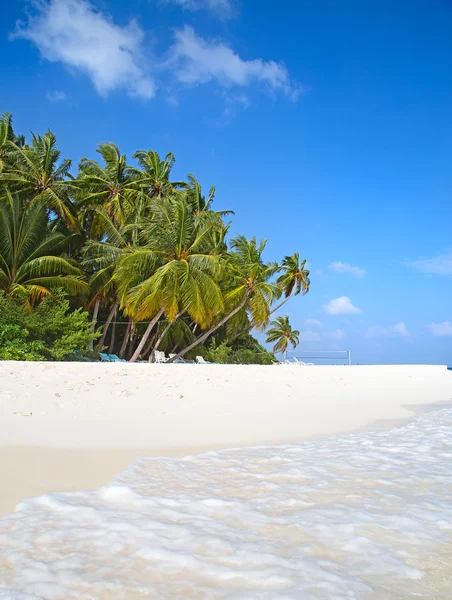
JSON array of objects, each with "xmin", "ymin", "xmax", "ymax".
[
  {"xmin": 154, "ymin": 350, "xmax": 168, "ymax": 363},
  {"xmin": 293, "ymin": 357, "xmax": 315, "ymax": 366},
  {"xmin": 196, "ymin": 356, "xmax": 210, "ymax": 364},
  {"xmin": 169, "ymin": 354, "xmax": 187, "ymax": 364}
]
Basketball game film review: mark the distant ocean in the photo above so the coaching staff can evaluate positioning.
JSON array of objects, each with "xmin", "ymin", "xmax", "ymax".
[{"xmin": 1, "ymin": 408, "xmax": 451, "ymax": 599}]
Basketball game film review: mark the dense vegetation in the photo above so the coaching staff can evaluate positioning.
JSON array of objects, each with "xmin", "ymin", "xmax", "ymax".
[{"xmin": 0, "ymin": 112, "xmax": 310, "ymax": 363}]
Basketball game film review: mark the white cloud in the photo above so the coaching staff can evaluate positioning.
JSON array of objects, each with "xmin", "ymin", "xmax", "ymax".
[
  {"xmin": 300, "ymin": 331, "xmax": 321, "ymax": 343},
  {"xmin": 170, "ymin": 26, "xmax": 300, "ymax": 99},
  {"xmin": 46, "ymin": 90, "xmax": 66, "ymax": 102},
  {"xmin": 12, "ymin": 1, "xmax": 300, "ymax": 103},
  {"xmin": 430, "ymin": 321, "xmax": 452, "ymax": 336},
  {"xmin": 165, "ymin": 0, "xmax": 232, "ymax": 16},
  {"xmin": 407, "ymin": 252, "xmax": 452, "ymax": 276},
  {"xmin": 324, "ymin": 329, "xmax": 345, "ymax": 341},
  {"xmin": 328, "ymin": 261, "xmax": 366, "ymax": 277},
  {"xmin": 304, "ymin": 319, "xmax": 324, "ymax": 329},
  {"xmin": 367, "ymin": 322, "xmax": 409, "ymax": 338},
  {"xmin": 323, "ymin": 296, "xmax": 362, "ymax": 315},
  {"xmin": 12, "ymin": 0, "xmax": 156, "ymax": 99},
  {"xmin": 393, "ymin": 322, "xmax": 408, "ymax": 337}
]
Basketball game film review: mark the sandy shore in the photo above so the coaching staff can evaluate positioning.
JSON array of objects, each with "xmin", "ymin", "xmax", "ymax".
[{"xmin": 1, "ymin": 362, "xmax": 451, "ymax": 516}]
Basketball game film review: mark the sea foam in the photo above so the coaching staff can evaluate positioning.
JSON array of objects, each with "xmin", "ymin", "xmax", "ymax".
[{"xmin": 1, "ymin": 408, "xmax": 452, "ymax": 598}]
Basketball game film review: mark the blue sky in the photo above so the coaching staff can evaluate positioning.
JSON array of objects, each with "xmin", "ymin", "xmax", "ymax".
[{"xmin": 2, "ymin": 0, "xmax": 452, "ymax": 364}]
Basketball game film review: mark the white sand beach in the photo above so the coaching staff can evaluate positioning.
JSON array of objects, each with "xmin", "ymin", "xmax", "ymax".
[
  {"xmin": 1, "ymin": 362, "xmax": 452, "ymax": 598},
  {"xmin": 1, "ymin": 362, "xmax": 451, "ymax": 516}
]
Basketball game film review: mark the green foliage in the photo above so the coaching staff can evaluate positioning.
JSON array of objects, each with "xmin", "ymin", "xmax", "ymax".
[
  {"xmin": 0, "ymin": 111, "xmax": 310, "ymax": 362},
  {"xmin": 266, "ymin": 315, "xmax": 300, "ymax": 357},
  {"xmin": 0, "ymin": 290, "xmax": 98, "ymax": 361},
  {"xmin": 201, "ymin": 334, "xmax": 276, "ymax": 365}
]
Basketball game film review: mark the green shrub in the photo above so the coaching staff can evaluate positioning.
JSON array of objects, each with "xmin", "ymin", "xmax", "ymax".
[{"xmin": 0, "ymin": 290, "xmax": 98, "ymax": 361}]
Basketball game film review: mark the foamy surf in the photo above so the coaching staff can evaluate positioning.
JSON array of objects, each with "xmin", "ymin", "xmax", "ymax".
[{"xmin": 1, "ymin": 409, "xmax": 451, "ymax": 599}]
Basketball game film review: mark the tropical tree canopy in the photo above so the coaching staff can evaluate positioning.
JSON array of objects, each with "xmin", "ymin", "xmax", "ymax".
[
  {"xmin": 0, "ymin": 111, "xmax": 310, "ymax": 362},
  {"xmin": 266, "ymin": 315, "xmax": 300, "ymax": 359},
  {"xmin": 0, "ymin": 191, "xmax": 87, "ymax": 311}
]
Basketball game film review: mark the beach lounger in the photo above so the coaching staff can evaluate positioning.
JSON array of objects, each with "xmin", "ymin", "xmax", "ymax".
[
  {"xmin": 196, "ymin": 356, "xmax": 210, "ymax": 364},
  {"xmin": 293, "ymin": 358, "xmax": 315, "ymax": 366},
  {"xmin": 100, "ymin": 352, "xmax": 113, "ymax": 362},
  {"xmin": 154, "ymin": 351, "xmax": 168, "ymax": 363},
  {"xmin": 108, "ymin": 354, "xmax": 126, "ymax": 363},
  {"xmin": 169, "ymin": 354, "xmax": 187, "ymax": 364}
]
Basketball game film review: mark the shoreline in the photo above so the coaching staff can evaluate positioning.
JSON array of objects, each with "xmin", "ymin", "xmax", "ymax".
[{"xmin": 1, "ymin": 363, "xmax": 451, "ymax": 516}]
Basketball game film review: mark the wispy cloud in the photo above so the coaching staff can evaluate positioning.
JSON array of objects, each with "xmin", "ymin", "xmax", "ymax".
[
  {"xmin": 366, "ymin": 322, "xmax": 409, "ymax": 338},
  {"xmin": 328, "ymin": 261, "xmax": 366, "ymax": 277},
  {"xmin": 169, "ymin": 26, "xmax": 300, "ymax": 100},
  {"xmin": 429, "ymin": 321, "xmax": 452, "ymax": 336},
  {"xmin": 407, "ymin": 251, "xmax": 452, "ymax": 276},
  {"xmin": 323, "ymin": 296, "xmax": 362, "ymax": 315},
  {"xmin": 304, "ymin": 319, "xmax": 324, "ymax": 329},
  {"xmin": 164, "ymin": 0, "xmax": 232, "ymax": 17},
  {"xmin": 46, "ymin": 90, "xmax": 66, "ymax": 102},
  {"xmin": 12, "ymin": 1, "xmax": 300, "ymax": 104},
  {"xmin": 12, "ymin": 0, "xmax": 155, "ymax": 99},
  {"xmin": 393, "ymin": 322, "xmax": 408, "ymax": 337}
]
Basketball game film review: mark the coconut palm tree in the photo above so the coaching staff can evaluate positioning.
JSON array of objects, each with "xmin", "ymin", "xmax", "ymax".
[
  {"xmin": 82, "ymin": 207, "xmax": 132, "ymax": 350},
  {"xmin": 266, "ymin": 315, "xmax": 300, "ymax": 361},
  {"xmin": 0, "ymin": 192, "xmax": 87, "ymax": 310},
  {"xmin": 117, "ymin": 197, "xmax": 224, "ymax": 362},
  {"xmin": 131, "ymin": 149, "xmax": 185, "ymax": 199},
  {"xmin": 76, "ymin": 143, "xmax": 139, "ymax": 228},
  {"xmin": 168, "ymin": 235, "xmax": 279, "ymax": 362},
  {"xmin": 185, "ymin": 174, "xmax": 234, "ymax": 222},
  {"xmin": 0, "ymin": 131, "xmax": 78, "ymax": 230},
  {"xmin": 271, "ymin": 253, "xmax": 310, "ymax": 315},
  {"xmin": 0, "ymin": 112, "xmax": 23, "ymax": 173}
]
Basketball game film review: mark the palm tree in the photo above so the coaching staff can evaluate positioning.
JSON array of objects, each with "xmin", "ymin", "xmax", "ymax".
[
  {"xmin": 185, "ymin": 174, "xmax": 234, "ymax": 222},
  {"xmin": 131, "ymin": 149, "xmax": 185, "ymax": 199},
  {"xmin": 0, "ymin": 112, "xmax": 24, "ymax": 173},
  {"xmin": 271, "ymin": 253, "xmax": 310, "ymax": 314},
  {"xmin": 0, "ymin": 192, "xmax": 88, "ymax": 310},
  {"xmin": 82, "ymin": 207, "xmax": 131, "ymax": 350},
  {"xmin": 76, "ymin": 143, "xmax": 139, "ymax": 227},
  {"xmin": 266, "ymin": 315, "xmax": 300, "ymax": 361},
  {"xmin": 168, "ymin": 235, "xmax": 279, "ymax": 362},
  {"xmin": 0, "ymin": 131, "xmax": 78, "ymax": 230},
  {"xmin": 117, "ymin": 198, "xmax": 224, "ymax": 362}
]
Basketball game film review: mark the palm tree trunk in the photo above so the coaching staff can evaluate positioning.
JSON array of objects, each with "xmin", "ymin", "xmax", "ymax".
[
  {"xmin": 108, "ymin": 317, "xmax": 117, "ymax": 354},
  {"xmin": 167, "ymin": 297, "xmax": 248, "ymax": 363},
  {"xmin": 143, "ymin": 328, "xmax": 160, "ymax": 359},
  {"xmin": 119, "ymin": 320, "xmax": 132, "ymax": 359},
  {"xmin": 150, "ymin": 310, "xmax": 187, "ymax": 363},
  {"xmin": 88, "ymin": 298, "xmax": 100, "ymax": 352},
  {"xmin": 129, "ymin": 310, "xmax": 164, "ymax": 363},
  {"xmin": 99, "ymin": 299, "xmax": 120, "ymax": 349},
  {"xmin": 269, "ymin": 292, "xmax": 294, "ymax": 316},
  {"xmin": 226, "ymin": 292, "xmax": 294, "ymax": 346}
]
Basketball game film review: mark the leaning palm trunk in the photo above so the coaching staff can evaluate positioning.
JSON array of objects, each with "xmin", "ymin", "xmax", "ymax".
[
  {"xmin": 88, "ymin": 299, "xmax": 100, "ymax": 352},
  {"xmin": 129, "ymin": 310, "xmax": 164, "ymax": 363},
  {"xmin": 167, "ymin": 298, "xmax": 248, "ymax": 363},
  {"xmin": 269, "ymin": 291, "xmax": 294, "ymax": 316},
  {"xmin": 119, "ymin": 320, "xmax": 132, "ymax": 359},
  {"xmin": 150, "ymin": 310, "xmax": 187, "ymax": 363},
  {"xmin": 99, "ymin": 299, "xmax": 120, "ymax": 349},
  {"xmin": 142, "ymin": 328, "xmax": 160, "ymax": 360},
  {"xmin": 108, "ymin": 317, "xmax": 117, "ymax": 353},
  {"xmin": 228, "ymin": 291, "xmax": 295, "ymax": 345}
]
